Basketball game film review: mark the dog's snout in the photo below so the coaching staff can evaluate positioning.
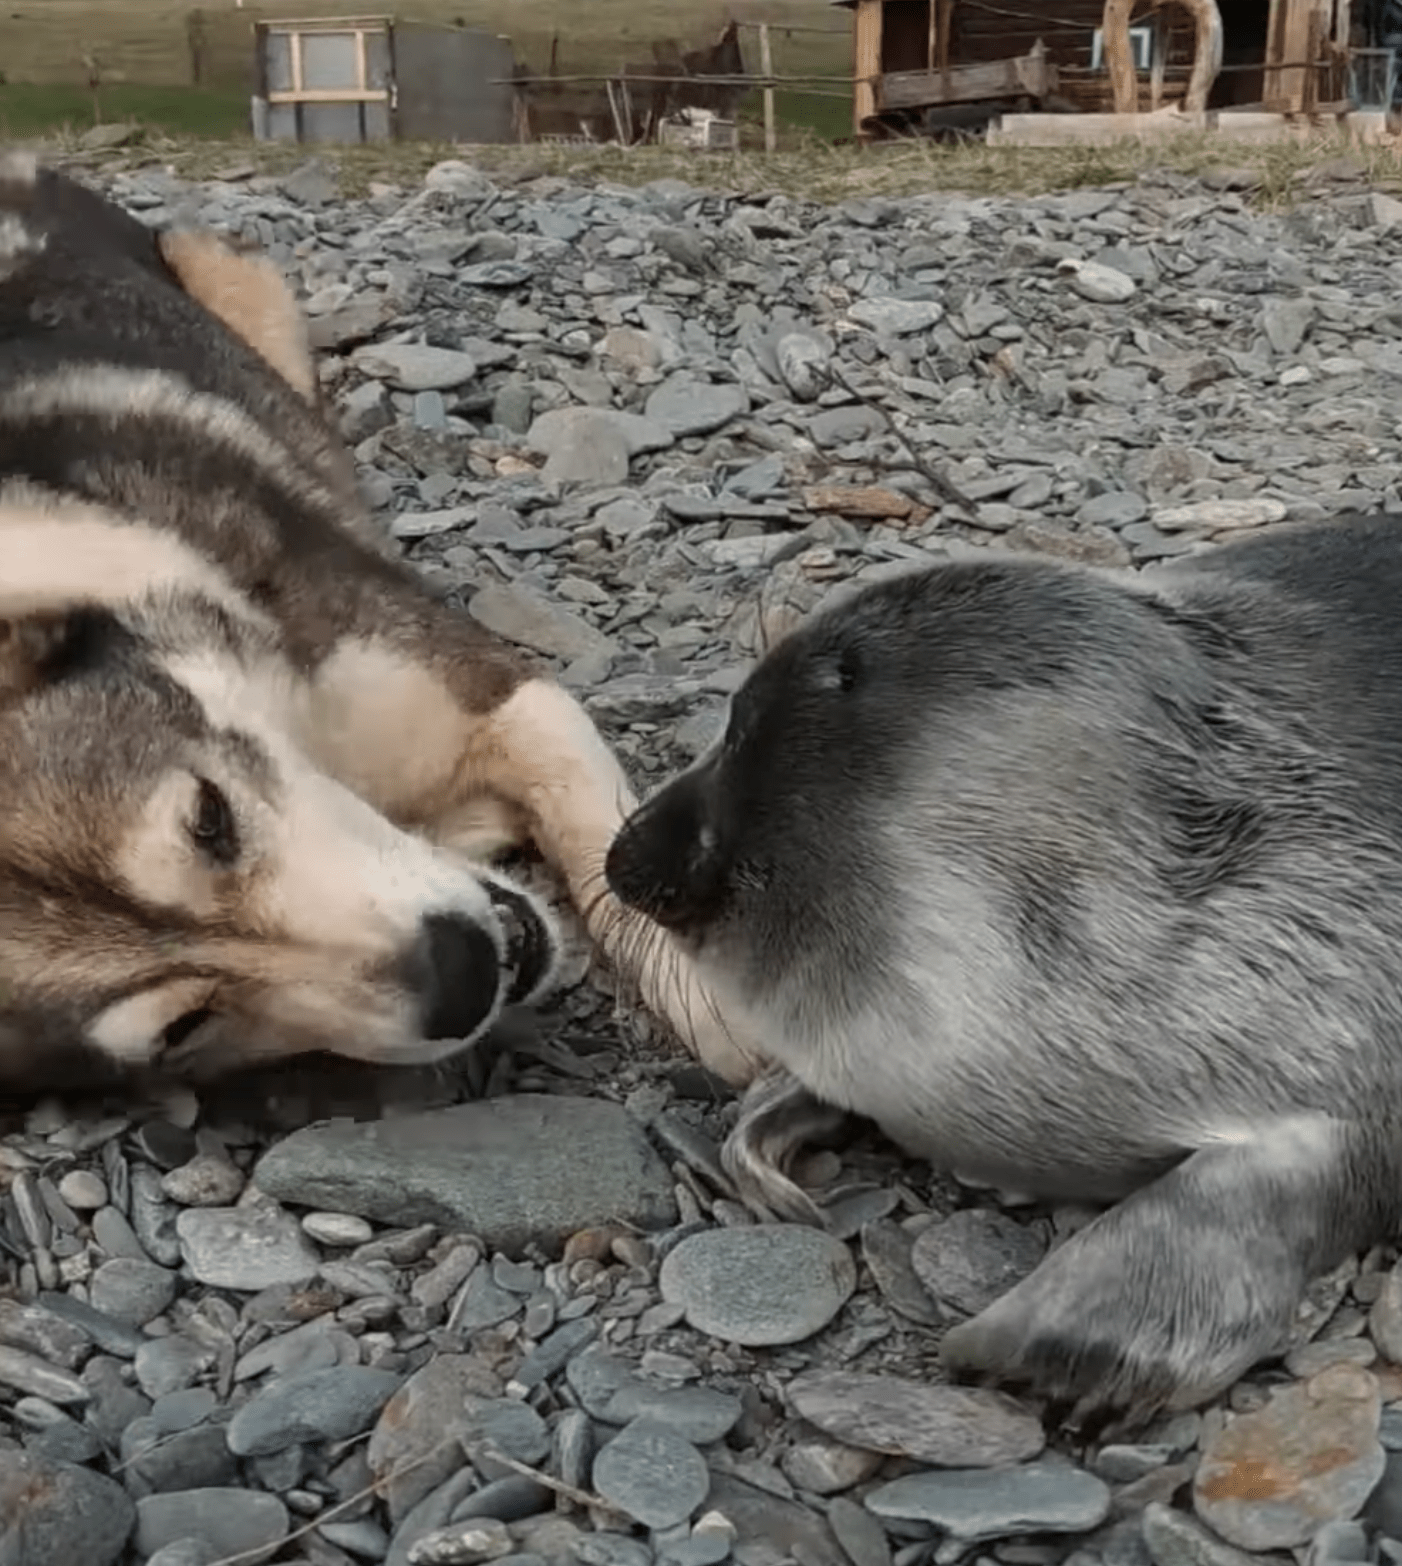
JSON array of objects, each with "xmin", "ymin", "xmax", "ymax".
[
  {"xmin": 486, "ymin": 882, "xmax": 555, "ymax": 1004},
  {"xmin": 606, "ymin": 777, "xmax": 727, "ymax": 935},
  {"xmin": 414, "ymin": 912, "xmax": 503, "ymax": 1042}
]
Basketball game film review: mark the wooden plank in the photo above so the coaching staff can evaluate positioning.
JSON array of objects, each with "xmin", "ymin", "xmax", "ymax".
[
  {"xmin": 1101, "ymin": 0, "xmax": 1137, "ymax": 114},
  {"xmin": 853, "ymin": 0, "xmax": 881, "ymax": 135},
  {"xmin": 268, "ymin": 88, "xmax": 389, "ymax": 103},
  {"xmin": 1265, "ymin": 0, "xmax": 1320, "ymax": 111},
  {"xmin": 878, "ymin": 48, "xmax": 1055, "ymax": 111}
]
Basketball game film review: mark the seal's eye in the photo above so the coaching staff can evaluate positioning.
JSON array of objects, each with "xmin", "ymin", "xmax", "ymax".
[
  {"xmin": 190, "ymin": 778, "xmax": 238, "ymax": 865},
  {"xmin": 836, "ymin": 647, "xmax": 861, "ymax": 692}
]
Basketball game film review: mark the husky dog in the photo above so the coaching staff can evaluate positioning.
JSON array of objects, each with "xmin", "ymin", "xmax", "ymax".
[
  {"xmin": 0, "ymin": 153, "xmax": 759, "ymax": 1091},
  {"xmin": 607, "ymin": 514, "xmax": 1402, "ymax": 1429}
]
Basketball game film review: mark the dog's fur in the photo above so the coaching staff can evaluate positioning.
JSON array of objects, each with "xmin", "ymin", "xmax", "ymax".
[
  {"xmin": 607, "ymin": 513, "xmax": 1402, "ymax": 1431},
  {"xmin": 0, "ymin": 153, "xmax": 758, "ymax": 1091}
]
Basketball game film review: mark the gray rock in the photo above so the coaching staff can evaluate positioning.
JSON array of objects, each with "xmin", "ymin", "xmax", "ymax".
[
  {"xmin": 593, "ymin": 1418, "xmax": 710, "ymax": 1529},
  {"xmin": 865, "ymin": 1458, "xmax": 1111, "ymax": 1546},
  {"xmin": 255, "ymin": 1097, "xmax": 675, "ymax": 1251},
  {"xmin": 849, "ymin": 299, "xmax": 944, "ymax": 334},
  {"xmin": 910, "ymin": 1208, "xmax": 1047, "ymax": 1317},
  {"xmin": 134, "ymin": 1334, "xmax": 212, "ymax": 1399},
  {"xmin": 1194, "ymin": 1364, "xmax": 1384, "ymax": 1551},
  {"xmin": 658, "ymin": 1224, "xmax": 856, "ymax": 1346},
  {"xmin": 787, "ymin": 1371, "xmax": 1044, "ymax": 1467},
  {"xmin": 88, "ymin": 1256, "xmax": 177, "ymax": 1326},
  {"xmin": 809, "ymin": 405, "xmax": 886, "ymax": 448},
  {"xmin": 142, "ymin": 1542, "xmax": 221, "ymax": 1566},
  {"xmin": 1262, "ymin": 297, "xmax": 1314, "ymax": 356},
  {"xmin": 176, "ymin": 1202, "xmax": 319, "ymax": 1290},
  {"xmin": 775, "ymin": 331, "xmax": 833, "ymax": 400},
  {"xmin": 1141, "ymin": 1502, "xmax": 1262, "ymax": 1566},
  {"xmin": 526, "ymin": 407, "xmax": 672, "ymax": 487},
  {"xmin": 353, "ymin": 343, "xmax": 478, "ymax": 391},
  {"xmin": 860, "ymin": 1219, "xmax": 944, "ymax": 1326},
  {"xmin": 227, "ymin": 1365, "xmax": 403, "ymax": 1456},
  {"xmin": 135, "ymin": 1489, "xmax": 289, "ymax": 1562},
  {"xmin": 0, "ymin": 1344, "xmax": 89, "ymax": 1405},
  {"xmin": 467, "ymin": 583, "xmax": 617, "ymax": 661},
  {"xmin": 0, "ymin": 1449, "xmax": 134, "ymax": 1566},
  {"xmin": 645, "ymin": 378, "xmax": 749, "ymax": 437}
]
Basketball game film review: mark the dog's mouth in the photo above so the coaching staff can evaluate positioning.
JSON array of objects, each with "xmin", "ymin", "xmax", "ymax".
[{"xmin": 488, "ymin": 882, "xmax": 554, "ymax": 1003}]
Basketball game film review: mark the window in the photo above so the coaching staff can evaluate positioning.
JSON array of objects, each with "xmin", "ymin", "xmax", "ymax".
[{"xmin": 1090, "ymin": 25, "xmax": 1154, "ymax": 72}]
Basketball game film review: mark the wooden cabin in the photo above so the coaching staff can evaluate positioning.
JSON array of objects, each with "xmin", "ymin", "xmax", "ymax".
[{"xmin": 835, "ymin": 0, "xmax": 1355, "ymax": 139}]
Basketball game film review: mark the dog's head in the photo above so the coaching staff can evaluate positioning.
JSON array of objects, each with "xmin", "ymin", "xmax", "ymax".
[{"xmin": 0, "ymin": 590, "xmax": 558, "ymax": 1082}]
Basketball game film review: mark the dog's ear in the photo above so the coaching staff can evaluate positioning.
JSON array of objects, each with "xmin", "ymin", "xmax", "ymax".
[{"xmin": 0, "ymin": 607, "xmax": 124, "ymax": 702}]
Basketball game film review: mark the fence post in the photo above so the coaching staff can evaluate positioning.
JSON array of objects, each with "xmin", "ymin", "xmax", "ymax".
[{"xmin": 759, "ymin": 23, "xmax": 776, "ymax": 152}]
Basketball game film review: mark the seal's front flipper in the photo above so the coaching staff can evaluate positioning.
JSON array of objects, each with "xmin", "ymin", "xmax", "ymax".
[{"xmin": 940, "ymin": 1115, "xmax": 1394, "ymax": 1435}]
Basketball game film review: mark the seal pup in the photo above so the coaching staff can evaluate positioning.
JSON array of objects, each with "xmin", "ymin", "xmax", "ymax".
[
  {"xmin": 0, "ymin": 153, "xmax": 757, "ymax": 1091},
  {"xmin": 606, "ymin": 513, "xmax": 1402, "ymax": 1430}
]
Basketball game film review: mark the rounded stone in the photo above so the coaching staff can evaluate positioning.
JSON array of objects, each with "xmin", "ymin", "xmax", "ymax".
[
  {"xmin": 57, "ymin": 1170, "xmax": 107, "ymax": 1210},
  {"xmin": 592, "ymin": 1418, "xmax": 710, "ymax": 1529},
  {"xmin": 135, "ymin": 1489, "xmax": 289, "ymax": 1561},
  {"xmin": 88, "ymin": 1258, "xmax": 178, "ymax": 1326},
  {"xmin": 658, "ymin": 1224, "xmax": 856, "ymax": 1346},
  {"xmin": 866, "ymin": 1457, "xmax": 1111, "ymax": 1540},
  {"xmin": 176, "ymin": 1203, "xmax": 319, "ymax": 1291},
  {"xmin": 301, "ymin": 1211, "xmax": 374, "ymax": 1247},
  {"xmin": 227, "ymin": 1365, "xmax": 404, "ymax": 1457},
  {"xmin": 0, "ymin": 1449, "xmax": 134, "ymax": 1564},
  {"xmin": 910, "ymin": 1208, "xmax": 1046, "ymax": 1318}
]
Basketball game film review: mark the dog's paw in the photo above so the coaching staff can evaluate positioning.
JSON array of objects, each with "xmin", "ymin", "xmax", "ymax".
[{"xmin": 939, "ymin": 1203, "xmax": 1299, "ymax": 1437}]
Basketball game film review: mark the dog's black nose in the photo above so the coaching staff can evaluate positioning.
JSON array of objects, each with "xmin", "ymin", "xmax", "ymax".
[
  {"xmin": 486, "ymin": 882, "xmax": 555, "ymax": 1003},
  {"xmin": 415, "ymin": 912, "xmax": 502, "ymax": 1042}
]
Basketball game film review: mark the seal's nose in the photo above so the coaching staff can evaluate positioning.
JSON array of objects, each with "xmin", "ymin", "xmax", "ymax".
[{"xmin": 412, "ymin": 912, "xmax": 503, "ymax": 1041}]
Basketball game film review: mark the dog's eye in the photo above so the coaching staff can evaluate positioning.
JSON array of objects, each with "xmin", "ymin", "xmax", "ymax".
[
  {"xmin": 159, "ymin": 1007, "xmax": 214, "ymax": 1052},
  {"xmin": 190, "ymin": 779, "xmax": 238, "ymax": 865}
]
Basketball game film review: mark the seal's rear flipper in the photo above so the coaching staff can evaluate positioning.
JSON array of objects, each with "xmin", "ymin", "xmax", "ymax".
[{"xmin": 939, "ymin": 1114, "xmax": 1392, "ymax": 1435}]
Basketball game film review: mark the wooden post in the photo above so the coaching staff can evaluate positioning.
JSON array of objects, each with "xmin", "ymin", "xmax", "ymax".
[
  {"xmin": 1265, "ymin": 0, "xmax": 1322, "ymax": 112},
  {"xmin": 759, "ymin": 23, "xmax": 776, "ymax": 153},
  {"xmin": 1104, "ymin": 0, "xmax": 1221, "ymax": 116},
  {"xmin": 936, "ymin": 0, "xmax": 952, "ymax": 70},
  {"xmin": 927, "ymin": 0, "xmax": 936, "ymax": 72},
  {"xmin": 853, "ymin": 0, "xmax": 882, "ymax": 139}
]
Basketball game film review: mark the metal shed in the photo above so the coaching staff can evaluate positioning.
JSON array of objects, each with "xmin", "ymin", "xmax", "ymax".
[{"xmin": 251, "ymin": 14, "xmax": 518, "ymax": 144}]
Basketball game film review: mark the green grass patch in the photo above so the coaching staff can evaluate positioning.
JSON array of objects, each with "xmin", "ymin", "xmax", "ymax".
[{"xmin": 0, "ymin": 81, "xmax": 246, "ymax": 139}]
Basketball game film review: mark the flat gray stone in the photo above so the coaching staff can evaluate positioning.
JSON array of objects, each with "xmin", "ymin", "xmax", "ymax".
[
  {"xmin": 849, "ymin": 298, "xmax": 944, "ymax": 334},
  {"xmin": 175, "ymin": 1203, "xmax": 319, "ymax": 1292},
  {"xmin": 593, "ymin": 1418, "xmax": 710, "ymax": 1529},
  {"xmin": 227, "ymin": 1366, "xmax": 403, "ymax": 1456},
  {"xmin": 255, "ymin": 1097, "xmax": 676, "ymax": 1253},
  {"xmin": 866, "ymin": 1458, "xmax": 1111, "ymax": 1543},
  {"xmin": 135, "ymin": 1489, "xmax": 289, "ymax": 1563},
  {"xmin": 527, "ymin": 407, "xmax": 672, "ymax": 488},
  {"xmin": 787, "ymin": 1371, "xmax": 1044, "ymax": 1467},
  {"xmin": 352, "ymin": 342, "xmax": 477, "ymax": 391},
  {"xmin": 88, "ymin": 1257, "xmax": 178, "ymax": 1326},
  {"xmin": 644, "ymin": 378, "xmax": 749, "ymax": 437},
  {"xmin": 0, "ymin": 1449, "xmax": 134, "ymax": 1566},
  {"xmin": 467, "ymin": 584, "xmax": 615, "ymax": 662},
  {"xmin": 1193, "ymin": 1364, "xmax": 1384, "ymax": 1550},
  {"xmin": 659, "ymin": 1225, "xmax": 856, "ymax": 1346},
  {"xmin": 910, "ymin": 1209, "xmax": 1046, "ymax": 1317},
  {"xmin": 1142, "ymin": 1502, "xmax": 1261, "ymax": 1566}
]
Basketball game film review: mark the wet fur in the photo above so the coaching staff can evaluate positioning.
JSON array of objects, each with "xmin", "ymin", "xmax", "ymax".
[
  {"xmin": 0, "ymin": 153, "xmax": 757, "ymax": 1089},
  {"xmin": 606, "ymin": 515, "xmax": 1402, "ymax": 1431}
]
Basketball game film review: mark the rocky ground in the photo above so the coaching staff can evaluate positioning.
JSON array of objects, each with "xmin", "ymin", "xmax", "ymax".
[{"xmin": 6, "ymin": 143, "xmax": 1402, "ymax": 1566}]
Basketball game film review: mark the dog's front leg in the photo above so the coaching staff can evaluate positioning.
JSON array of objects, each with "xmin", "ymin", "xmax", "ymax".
[{"xmin": 454, "ymin": 677, "xmax": 764, "ymax": 1085}]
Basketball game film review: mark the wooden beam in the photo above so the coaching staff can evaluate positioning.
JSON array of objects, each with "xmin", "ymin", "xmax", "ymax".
[
  {"xmin": 1265, "ymin": 0, "xmax": 1325, "ymax": 111},
  {"xmin": 760, "ymin": 23, "xmax": 776, "ymax": 152},
  {"xmin": 878, "ymin": 45, "xmax": 1054, "ymax": 112},
  {"xmin": 853, "ymin": 0, "xmax": 882, "ymax": 136},
  {"xmin": 1101, "ymin": 0, "xmax": 1137, "ymax": 114}
]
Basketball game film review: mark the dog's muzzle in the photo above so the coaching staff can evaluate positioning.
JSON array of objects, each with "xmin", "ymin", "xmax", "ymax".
[{"xmin": 411, "ymin": 892, "xmax": 554, "ymax": 1042}]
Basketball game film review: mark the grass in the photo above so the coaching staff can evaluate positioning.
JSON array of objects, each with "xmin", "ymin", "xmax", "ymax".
[{"xmin": 0, "ymin": 81, "xmax": 247, "ymax": 139}]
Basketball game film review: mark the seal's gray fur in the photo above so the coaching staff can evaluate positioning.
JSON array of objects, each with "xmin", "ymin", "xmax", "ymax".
[{"xmin": 606, "ymin": 514, "xmax": 1402, "ymax": 1429}]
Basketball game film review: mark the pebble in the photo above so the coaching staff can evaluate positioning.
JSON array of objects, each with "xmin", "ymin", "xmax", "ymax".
[
  {"xmin": 658, "ymin": 1224, "xmax": 856, "ymax": 1345},
  {"xmin": 1193, "ymin": 1364, "xmax": 1385, "ymax": 1549},
  {"xmin": 226, "ymin": 1365, "xmax": 404, "ymax": 1456},
  {"xmin": 88, "ymin": 1256, "xmax": 177, "ymax": 1325},
  {"xmin": 135, "ymin": 1488, "xmax": 290, "ymax": 1560},
  {"xmin": 1058, "ymin": 258, "xmax": 1137, "ymax": 302},
  {"xmin": 787, "ymin": 1371, "xmax": 1044, "ymax": 1466},
  {"xmin": 593, "ymin": 1418, "xmax": 711, "ymax": 1529},
  {"xmin": 254, "ymin": 1097, "xmax": 675, "ymax": 1252},
  {"xmin": 1141, "ymin": 1502, "xmax": 1261, "ymax": 1566},
  {"xmin": 865, "ymin": 1459, "xmax": 1112, "ymax": 1553},
  {"xmin": 910, "ymin": 1208, "xmax": 1046, "ymax": 1317},
  {"xmin": 302, "ymin": 1210, "xmax": 375, "ymax": 1247},
  {"xmin": 57, "ymin": 1169, "xmax": 107, "ymax": 1210},
  {"xmin": 176, "ymin": 1201, "xmax": 320, "ymax": 1290},
  {"xmin": 0, "ymin": 1448, "xmax": 134, "ymax": 1565},
  {"xmin": 353, "ymin": 342, "xmax": 478, "ymax": 391},
  {"xmin": 161, "ymin": 1153, "xmax": 245, "ymax": 1207}
]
